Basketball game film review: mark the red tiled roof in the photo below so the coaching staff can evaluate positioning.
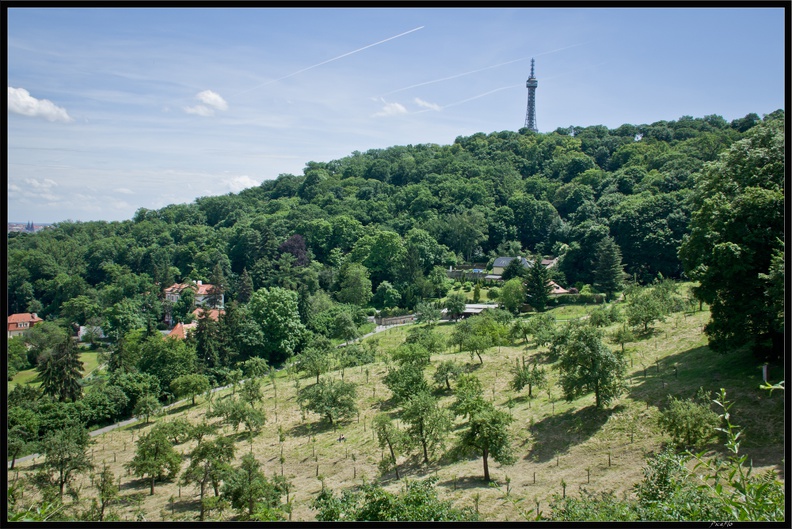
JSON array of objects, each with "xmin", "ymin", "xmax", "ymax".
[
  {"xmin": 7, "ymin": 312, "xmax": 43, "ymax": 332},
  {"xmin": 191, "ymin": 308, "xmax": 224, "ymax": 321},
  {"xmin": 167, "ymin": 322, "xmax": 198, "ymax": 340},
  {"xmin": 165, "ymin": 281, "xmax": 216, "ymax": 297}
]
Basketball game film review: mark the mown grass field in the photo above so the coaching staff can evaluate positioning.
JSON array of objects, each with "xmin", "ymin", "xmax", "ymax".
[
  {"xmin": 8, "ymin": 298, "xmax": 785, "ymax": 521},
  {"xmin": 8, "ymin": 350, "xmax": 101, "ymax": 390}
]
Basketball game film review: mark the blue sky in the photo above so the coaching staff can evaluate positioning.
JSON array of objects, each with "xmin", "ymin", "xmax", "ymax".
[{"xmin": 6, "ymin": 7, "xmax": 786, "ymax": 223}]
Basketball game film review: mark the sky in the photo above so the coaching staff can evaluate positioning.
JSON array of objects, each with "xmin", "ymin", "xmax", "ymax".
[{"xmin": 6, "ymin": 7, "xmax": 786, "ymax": 223}]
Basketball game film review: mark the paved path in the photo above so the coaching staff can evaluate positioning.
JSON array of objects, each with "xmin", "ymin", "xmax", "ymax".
[
  {"xmin": 10, "ymin": 320, "xmax": 416, "ymax": 468},
  {"xmin": 339, "ymin": 322, "xmax": 413, "ymax": 347}
]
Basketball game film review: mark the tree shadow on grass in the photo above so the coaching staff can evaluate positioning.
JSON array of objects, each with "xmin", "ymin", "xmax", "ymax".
[
  {"xmin": 627, "ymin": 344, "xmax": 786, "ymax": 470},
  {"xmin": 529, "ymin": 351, "xmax": 556, "ymax": 366},
  {"xmin": 288, "ymin": 419, "xmax": 335, "ymax": 438},
  {"xmin": 525, "ymin": 404, "xmax": 621, "ymax": 463},
  {"xmin": 436, "ymin": 475, "xmax": 490, "ymax": 490},
  {"xmin": 163, "ymin": 402, "xmax": 192, "ymax": 416}
]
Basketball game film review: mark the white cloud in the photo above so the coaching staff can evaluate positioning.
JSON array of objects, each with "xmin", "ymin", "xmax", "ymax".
[
  {"xmin": 184, "ymin": 104, "xmax": 215, "ymax": 116},
  {"xmin": 372, "ymin": 101, "xmax": 407, "ymax": 118},
  {"xmin": 196, "ymin": 90, "xmax": 228, "ymax": 111},
  {"xmin": 184, "ymin": 89, "xmax": 228, "ymax": 117},
  {"xmin": 114, "ymin": 187, "xmax": 134, "ymax": 195},
  {"xmin": 414, "ymin": 97, "xmax": 441, "ymax": 111},
  {"xmin": 227, "ymin": 175, "xmax": 260, "ymax": 193},
  {"xmin": 8, "ymin": 87, "xmax": 72, "ymax": 122},
  {"xmin": 25, "ymin": 177, "xmax": 58, "ymax": 189}
]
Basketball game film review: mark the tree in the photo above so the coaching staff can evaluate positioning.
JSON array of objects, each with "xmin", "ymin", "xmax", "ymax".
[
  {"xmin": 137, "ymin": 334, "xmax": 197, "ymax": 395},
  {"xmin": 372, "ymin": 413, "xmax": 404, "ymax": 479},
  {"xmin": 206, "ymin": 262, "xmax": 226, "ymax": 308},
  {"xmin": 236, "ymin": 268, "xmax": 254, "ymax": 303},
  {"xmin": 243, "ymin": 356, "xmax": 270, "ymax": 378},
  {"xmin": 7, "ymin": 422, "xmax": 37, "ymax": 470},
  {"xmin": 126, "ymin": 428, "xmax": 182, "ymax": 495},
  {"xmin": 239, "ymin": 377, "xmax": 264, "ymax": 408},
  {"xmin": 297, "ymin": 379, "xmax": 358, "ymax": 425},
  {"xmin": 335, "ymin": 262, "xmax": 373, "ymax": 307},
  {"xmin": 41, "ymin": 426, "xmax": 93, "ymax": 499},
  {"xmin": 610, "ymin": 323, "xmax": 636, "ymax": 354},
  {"xmin": 510, "ymin": 359, "xmax": 546, "ymax": 398},
  {"xmin": 414, "ymin": 302, "xmax": 442, "ymax": 326},
  {"xmin": 458, "ymin": 401, "xmax": 515, "ymax": 481},
  {"xmin": 24, "ymin": 321, "xmax": 67, "ymax": 366},
  {"xmin": 107, "ymin": 328, "xmax": 145, "ymax": 374},
  {"xmin": 133, "ymin": 394, "xmax": 163, "ymax": 424},
  {"xmin": 152, "ymin": 418, "xmax": 194, "ymax": 445},
  {"xmin": 333, "ymin": 311, "xmax": 359, "ymax": 343},
  {"xmin": 658, "ymin": 390, "xmax": 720, "ymax": 448},
  {"xmin": 194, "ymin": 307, "xmax": 222, "ymax": 370},
  {"xmin": 248, "ymin": 287, "xmax": 307, "ymax": 363},
  {"xmin": 222, "ymin": 453, "xmax": 287, "ymax": 520},
  {"xmin": 8, "ymin": 336, "xmax": 30, "ymax": 378},
  {"xmin": 524, "ymin": 257, "xmax": 552, "ymax": 312},
  {"xmin": 35, "ymin": 334, "xmax": 84, "ymax": 403},
  {"xmin": 499, "ymin": 277, "xmax": 525, "ymax": 314},
  {"xmin": 626, "ymin": 286, "xmax": 665, "ymax": 332},
  {"xmin": 593, "ymin": 236, "xmax": 625, "ymax": 301},
  {"xmin": 451, "ymin": 373, "xmax": 486, "ymax": 419},
  {"xmin": 444, "ymin": 292, "xmax": 467, "ymax": 321},
  {"xmin": 432, "ymin": 360, "xmax": 464, "ymax": 391},
  {"xmin": 207, "ymin": 398, "xmax": 251, "ymax": 432},
  {"xmin": 467, "ymin": 334, "xmax": 492, "ymax": 365},
  {"xmin": 555, "ymin": 324, "xmax": 627, "ymax": 408},
  {"xmin": 501, "ymin": 257, "xmax": 527, "ymax": 281},
  {"xmin": 391, "ymin": 341, "xmax": 432, "ymax": 367},
  {"xmin": 401, "ymin": 391, "xmax": 452, "ymax": 465},
  {"xmin": 298, "ymin": 337, "xmax": 334, "ymax": 383},
  {"xmin": 170, "ymin": 373, "xmax": 211, "ymax": 406},
  {"xmin": 372, "ymin": 280, "xmax": 401, "ymax": 309},
  {"xmin": 181, "ymin": 436, "xmax": 236, "ymax": 520},
  {"xmin": 383, "ymin": 363, "xmax": 430, "ymax": 405},
  {"xmin": 91, "ymin": 464, "xmax": 119, "ymax": 522},
  {"xmin": 679, "ymin": 115, "xmax": 784, "ymax": 359},
  {"xmin": 170, "ymin": 288, "xmax": 196, "ymax": 325},
  {"xmin": 448, "ymin": 317, "xmax": 473, "ymax": 352}
]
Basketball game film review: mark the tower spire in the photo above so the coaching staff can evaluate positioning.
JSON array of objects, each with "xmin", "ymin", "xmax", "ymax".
[{"xmin": 524, "ymin": 58, "xmax": 538, "ymax": 132}]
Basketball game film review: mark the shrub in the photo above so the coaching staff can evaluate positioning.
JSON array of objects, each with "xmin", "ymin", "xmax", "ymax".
[{"xmin": 658, "ymin": 390, "xmax": 720, "ymax": 448}]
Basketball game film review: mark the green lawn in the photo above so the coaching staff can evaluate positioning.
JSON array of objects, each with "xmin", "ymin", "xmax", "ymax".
[{"xmin": 8, "ymin": 351, "xmax": 101, "ymax": 391}]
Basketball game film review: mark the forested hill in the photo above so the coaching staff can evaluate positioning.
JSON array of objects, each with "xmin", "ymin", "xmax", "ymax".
[{"xmin": 7, "ymin": 110, "xmax": 785, "ymax": 358}]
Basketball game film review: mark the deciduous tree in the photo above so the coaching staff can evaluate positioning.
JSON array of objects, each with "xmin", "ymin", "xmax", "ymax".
[
  {"xmin": 458, "ymin": 401, "xmax": 515, "ymax": 481},
  {"xmin": 555, "ymin": 324, "xmax": 627, "ymax": 408},
  {"xmin": 126, "ymin": 428, "xmax": 181, "ymax": 495}
]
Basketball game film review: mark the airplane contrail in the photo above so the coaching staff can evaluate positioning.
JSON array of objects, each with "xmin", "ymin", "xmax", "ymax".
[
  {"xmin": 379, "ymin": 41, "xmax": 589, "ymax": 98},
  {"xmin": 443, "ymin": 84, "xmax": 523, "ymax": 109},
  {"xmin": 235, "ymin": 26, "xmax": 425, "ymax": 96}
]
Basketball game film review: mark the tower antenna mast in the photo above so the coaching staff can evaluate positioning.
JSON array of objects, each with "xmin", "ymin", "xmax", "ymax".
[{"xmin": 524, "ymin": 58, "xmax": 538, "ymax": 132}]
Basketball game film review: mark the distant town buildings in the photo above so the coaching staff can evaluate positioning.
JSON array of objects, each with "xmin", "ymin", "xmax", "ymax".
[{"xmin": 7, "ymin": 222, "xmax": 50, "ymax": 233}]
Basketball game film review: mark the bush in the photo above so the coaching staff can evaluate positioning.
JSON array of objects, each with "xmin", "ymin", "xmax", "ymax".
[
  {"xmin": 548, "ymin": 293, "xmax": 606, "ymax": 306},
  {"xmin": 658, "ymin": 390, "xmax": 720, "ymax": 448}
]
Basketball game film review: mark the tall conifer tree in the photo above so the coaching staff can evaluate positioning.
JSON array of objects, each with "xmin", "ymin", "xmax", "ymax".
[{"xmin": 593, "ymin": 236, "xmax": 625, "ymax": 301}]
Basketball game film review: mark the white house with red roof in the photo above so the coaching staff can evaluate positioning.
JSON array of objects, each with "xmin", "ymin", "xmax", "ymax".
[
  {"xmin": 7, "ymin": 313, "xmax": 43, "ymax": 338},
  {"xmin": 163, "ymin": 280, "xmax": 224, "ymax": 326},
  {"xmin": 166, "ymin": 307, "xmax": 224, "ymax": 340}
]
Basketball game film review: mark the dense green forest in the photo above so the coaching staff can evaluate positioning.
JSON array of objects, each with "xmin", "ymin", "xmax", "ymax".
[
  {"xmin": 6, "ymin": 110, "xmax": 785, "ymax": 521},
  {"xmin": 8, "ymin": 111, "xmax": 784, "ymax": 359}
]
